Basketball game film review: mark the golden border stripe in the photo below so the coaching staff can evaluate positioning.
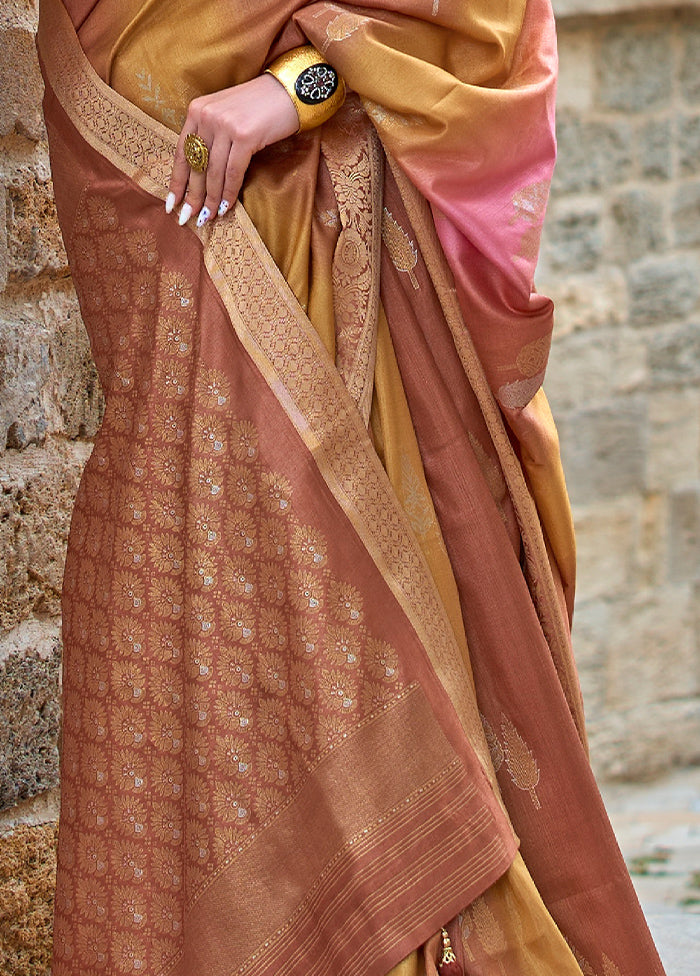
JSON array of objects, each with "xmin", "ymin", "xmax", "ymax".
[
  {"xmin": 272, "ymin": 829, "xmax": 503, "ymax": 976},
  {"xmin": 245, "ymin": 817, "xmax": 508, "ymax": 976},
  {"xmin": 254, "ymin": 777, "xmax": 483, "ymax": 963}
]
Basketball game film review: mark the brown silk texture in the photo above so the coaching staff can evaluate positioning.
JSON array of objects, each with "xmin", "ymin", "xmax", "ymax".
[{"xmin": 39, "ymin": 1, "xmax": 666, "ymax": 976}]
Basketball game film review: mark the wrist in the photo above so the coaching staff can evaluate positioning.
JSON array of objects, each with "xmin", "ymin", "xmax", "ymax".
[
  {"xmin": 255, "ymin": 72, "xmax": 301, "ymax": 146},
  {"xmin": 264, "ymin": 46, "xmax": 346, "ymax": 132}
]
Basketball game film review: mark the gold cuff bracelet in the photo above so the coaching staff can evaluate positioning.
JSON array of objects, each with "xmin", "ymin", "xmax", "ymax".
[{"xmin": 265, "ymin": 46, "xmax": 346, "ymax": 132}]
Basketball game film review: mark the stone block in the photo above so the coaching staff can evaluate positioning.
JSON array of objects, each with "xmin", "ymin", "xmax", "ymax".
[
  {"xmin": 556, "ymin": 29, "xmax": 595, "ymax": 113},
  {"xmin": 572, "ymin": 498, "xmax": 639, "ymax": 602},
  {"xmin": 696, "ymin": 579, "xmax": 700, "ymax": 681},
  {"xmin": 552, "ymin": 114, "xmax": 634, "ymax": 195},
  {"xmin": 647, "ymin": 389, "xmax": 700, "ymax": 491},
  {"xmin": 0, "ymin": 440, "xmax": 90, "ymax": 633},
  {"xmin": 0, "ymin": 27, "xmax": 44, "ymax": 141},
  {"xmin": 555, "ymin": 0, "xmax": 700, "ymax": 15},
  {"xmin": 638, "ymin": 118, "xmax": 673, "ymax": 182},
  {"xmin": 39, "ymin": 287, "xmax": 103, "ymax": 441},
  {"xmin": 679, "ymin": 114, "xmax": 700, "ymax": 177},
  {"xmin": 0, "ymin": 822, "xmax": 56, "ymax": 976},
  {"xmin": 649, "ymin": 322, "xmax": 700, "ymax": 388},
  {"xmin": 605, "ymin": 585, "xmax": 697, "ymax": 711},
  {"xmin": 628, "ymin": 255, "xmax": 700, "ymax": 327},
  {"xmin": 609, "ymin": 188, "xmax": 665, "ymax": 263},
  {"xmin": 0, "ymin": 185, "xmax": 7, "ymax": 294},
  {"xmin": 0, "ymin": 303, "xmax": 50, "ymax": 451},
  {"xmin": 541, "ymin": 199, "xmax": 603, "ymax": 274},
  {"xmin": 557, "ymin": 398, "xmax": 647, "ymax": 505},
  {"xmin": 0, "ymin": 626, "xmax": 61, "ymax": 811},
  {"xmin": 5, "ymin": 169, "xmax": 67, "ymax": 282},
  {"xmin": 0, "ymin": 286, "xmax": 103, "ymax": 451},
  {"xmin": 672, "ymin": 180, "xmax": 700, "ymax": 248},
  {"xmin": 0, "ymin": 787, "xmax": 59, "ymax": 832},
  {"xmin": 570, "ymin": 599, "xmax": 610, "ymax": 717},
  {"xmin": 634, "ymin": 493, "xmax": 666, "ymax": 591},
  {"xmin": 546, "ymin": 326, "xmax": 647, "ymax": 414},
  {"xmin": 596, "ymin": 23, "xmax": 673, "ymax": 114},
  {"xmin": 590, "ymin": 700, "xmax": 700, "ymax": 782},
  {"xmin": 537, "ymin": 267, "xmax": 628, "ymax": 337},
  {"xmin": 0, "ymin": 2, "xmax": 39, "ymax": 32},
  {"xmin": 681, "ymin": 17, "xmax": 700, "ymax": 105},
  {"xmin": 668, "ymin": 487, "xmax": 700, "ymax": 583}
]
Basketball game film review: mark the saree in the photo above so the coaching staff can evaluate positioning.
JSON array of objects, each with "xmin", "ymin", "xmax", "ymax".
[{"xmin": 37, "ymin": 0, "xmax": 665, "ymax": 974}]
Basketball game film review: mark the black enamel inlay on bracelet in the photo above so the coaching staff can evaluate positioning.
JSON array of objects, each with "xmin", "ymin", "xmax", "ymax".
[{"xmin": 295, "ymin": 63, "xmax": 339, "ymax": 105}]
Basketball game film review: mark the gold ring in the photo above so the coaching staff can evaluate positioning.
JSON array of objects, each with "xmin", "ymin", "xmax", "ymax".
[{"xmin": 184, "ymin": 133, "xmax": 209, "ymax": 172}]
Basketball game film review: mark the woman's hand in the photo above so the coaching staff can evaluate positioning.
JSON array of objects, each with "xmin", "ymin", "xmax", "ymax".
[{"xmin": 165, "ymin": 73, "xmax": 299, "ymax": 227}]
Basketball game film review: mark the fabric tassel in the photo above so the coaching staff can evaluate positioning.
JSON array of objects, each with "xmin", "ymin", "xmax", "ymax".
[{"xmin": 437, "ymin": 927, "xmax": 464, "ymax": 976}]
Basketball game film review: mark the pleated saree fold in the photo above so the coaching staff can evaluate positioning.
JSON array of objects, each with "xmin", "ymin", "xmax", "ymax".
[{"xmin": 38, "ymin": 1, "xmax": 665, "ymax": 974}]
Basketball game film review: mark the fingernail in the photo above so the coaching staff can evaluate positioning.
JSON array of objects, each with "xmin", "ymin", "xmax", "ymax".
[
  {"xmin": 178, "ymin": 203, "xmax": 193, "ymax": 226},
  {"xmin": 196, "ymin": 206, "xmax": 211, "ymax": 228},
  {"xmin": 165, "ymin": 192, "xmax": 176, "ymax": 214},
  {"xmin": 218, "ymin": 200, "xmax": 230, "ymax": 217}
]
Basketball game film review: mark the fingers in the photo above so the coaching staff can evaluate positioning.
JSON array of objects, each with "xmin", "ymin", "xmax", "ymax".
[
  {"xmin": 171, "ymin": 133, "xmax": 251, "ymax": 228},
  {"xmin": 167, "ymin": 75, "xmax": 299, "ymax": 227},
  {"xmin": 166, "ymin": 100, "xmax": 204, "ymax": 214},
  {"xmin": 215, "ymin": 146, "xmax": 250, "ymax": 221},
  {"xmin": 197, "ymin": 134, "xmax": 238, "ymax": 227},
  {"xmin": 167, "ymin": 112, "xmax": 236, "ymax": 227},
  {"xmin": 166, "ymin": 136, "xmax": 190, "ymax": 214},
  {"xmin": 166, "ymin": 98, "xmax": 212, "ymax": 222}
]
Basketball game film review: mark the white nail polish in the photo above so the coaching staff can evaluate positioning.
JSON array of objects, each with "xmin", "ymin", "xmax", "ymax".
[
  {"xmin": 165, "ymin": 192, "xmax": 176, "ymax": 214},
  {"xmin": 218, "ymin": 200, "xmax": 230, "ymax": 217},
  {"xmin": 196, "ymin": 206, "xmax": 211, "ymax": 228},
  {"xmin": 178, "ymin": 203, "xmax": 193, "ymax": 226}
]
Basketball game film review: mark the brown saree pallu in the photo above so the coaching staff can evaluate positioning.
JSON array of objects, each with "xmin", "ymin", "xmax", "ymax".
[{"xmin": 38, "ymin": 1, "xmax": 666, "ymax": 974}]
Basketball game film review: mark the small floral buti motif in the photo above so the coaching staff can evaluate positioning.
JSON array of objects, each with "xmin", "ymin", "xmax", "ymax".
[
  {"xmin": 400, "ymin": 454, "xmax": 435, "ymax": 538},
  {"xmin": 515, "ymin": 336, "xmax": 550, "ymax": 378},
  {"xmin": 321, "ymin": 9, "xmax": 371, "ymax": 52},
  {"xmin": 382, "ymin": 208, "xmax": 420, "ymax": 289},
  {"xmin": 510, "ymin": 180, "xmax": 551, "ymax": 267},
  {"xmin": 510, "ymin": 180, "xmax": 551, "ymax": 227},
  {"xmin": 501, "ymin": 714, "xmax": 542, "ymax": 810}
]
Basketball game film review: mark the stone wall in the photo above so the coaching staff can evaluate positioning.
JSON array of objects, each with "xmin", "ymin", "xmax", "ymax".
[
  {"xmin": 538, "ymin": 5, "xmax": 700, "ymax": 779},
  {"xmin": 0, "ymin": 1, "xmax": 699, "ymax": 971},
  {"xmin": 0, "ymin": 3, "xmax": 100, "ymax": 972}
]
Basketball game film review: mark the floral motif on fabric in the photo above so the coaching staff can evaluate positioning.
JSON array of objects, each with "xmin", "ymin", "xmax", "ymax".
[
  {"xmin": 510, "ymin": 180, "xmax": 550, "ymax": 227},
  {"xmin": 134, "ymin": 70, "xmax": 181, "ymax": 129},
  {"xmin": 317, "ymin": 7, "xmax": 371, "ymax": 53},
  {"xmin": 510, "ymin": 180, "xmax": 551, "ymax": 270},
  {"xmin": 496, "ymin": 373, "xmax": 546, "ymax": 410},
  {"xmin": 382, "ymin": 208, "xmax": 420, "ymax": 289},
  {"xmin": 399, "ymin": 454, "xmax": 435, "ymax": 538},
  {"xmin": 322, "ymin": 103, "xmax": 383, "ymax": 426}
]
